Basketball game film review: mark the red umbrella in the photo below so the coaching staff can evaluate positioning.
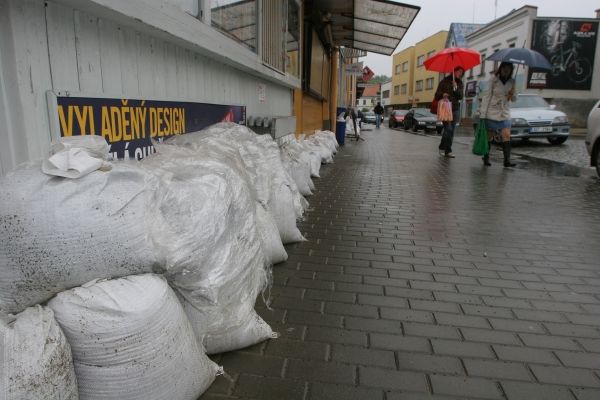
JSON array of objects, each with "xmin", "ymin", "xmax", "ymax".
[{"xmin": 424, "ymin": 47, "xmax": 481, "ymax": 73}]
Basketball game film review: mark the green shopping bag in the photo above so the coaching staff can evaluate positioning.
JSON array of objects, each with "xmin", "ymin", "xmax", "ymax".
[{"xmin": 472, "ymin": 120, "xmax": 489, "ymax": 156}]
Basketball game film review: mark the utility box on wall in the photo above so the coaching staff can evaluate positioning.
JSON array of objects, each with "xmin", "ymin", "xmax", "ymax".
[{"xmin": 248, "ymin": 116, "xmax": 296, "ymax": 139}]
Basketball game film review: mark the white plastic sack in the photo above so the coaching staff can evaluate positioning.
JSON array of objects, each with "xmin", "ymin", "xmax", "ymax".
[
  {"xmin": 1, "ymin": 306, "xmax": 78, "ymax": 400},
  {"xmin": 141, "ymin": 144, "xmax": 273, "ymax": 354},
  {"xmin": 0, "ymin": 162, "xmax": 159, "ymax": 313},
  {"xmin": 280, "ymin": 148, "xmax": 312, "ymax": 196},
  {"xmin": 256, "ymin": 204, "xmax": 288, "ymax": 265},
  {"xmin": 166, "ymin": 123, "xmax": 306, "ymax": 244},
  {"xmin": 307, "ymin": 135, "xmax": 334, "ymax": 164},
  {"xmin": 48, "ymin": 274, "xmax": 217, "ymax": 400},
  {"xmin": 42, "ymin": 135, "xmax": 111, "ymax": 179}
]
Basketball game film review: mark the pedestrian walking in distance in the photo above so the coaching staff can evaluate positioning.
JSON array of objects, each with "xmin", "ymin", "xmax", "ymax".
[
  {"xmin": 374, "ymin": 102, "xmax": 384, "ymax": 129},
  {"xmin": 479, "ymin": 62, "xmax": 517, "ymax": 167},
  {"xmin": 434, "ymin": 66, "xmax": 464, "ymax": 158}
]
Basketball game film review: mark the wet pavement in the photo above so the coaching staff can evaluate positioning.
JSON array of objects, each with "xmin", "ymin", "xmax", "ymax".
[{"xmin": 201, "ymin": 125, "xmax": 600, "ymax": 400}]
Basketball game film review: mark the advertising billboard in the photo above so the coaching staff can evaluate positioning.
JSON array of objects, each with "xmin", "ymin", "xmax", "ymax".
[
  {"xmin": 528, "ymin": 19, "xmax": 598, "ymax": 90},
  {"xmin": 49, "ymin": 95, "xmax": 246, "ymax": 160}
]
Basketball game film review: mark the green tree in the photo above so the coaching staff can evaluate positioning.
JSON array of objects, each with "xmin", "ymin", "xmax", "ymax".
[{"xmin": 370, "ymin": 75, "xmax": 390, "ymax": 84}]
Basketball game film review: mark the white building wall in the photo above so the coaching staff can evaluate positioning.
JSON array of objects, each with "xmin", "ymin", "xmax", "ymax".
[
  {"xmin": 465, "ymin": 7, "xmax": 536, "ymax": 119},
  {"xmin": 0, "ymin": 0, "xmax": 294, "ymax": 175},
  {"xmin": 381, "ymin": 81, "xmax": 392, "ymax": 108}
]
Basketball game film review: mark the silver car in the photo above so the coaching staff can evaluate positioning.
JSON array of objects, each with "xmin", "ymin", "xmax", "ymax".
[
  {"xmin": 474, "ymin": 94, "xmax": 570, "ymax": 145},
  {"xmin": 586, "ymin": 100, "xmax": 600, "ymax": 177}
]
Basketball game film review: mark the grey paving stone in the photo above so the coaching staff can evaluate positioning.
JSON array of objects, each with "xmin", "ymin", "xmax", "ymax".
[
  {"xmin": 358, "ymin": 294, "xmax": 408, "ymax": 308},
  {"xmin": 232, "ymin": 375, "xmax": 306, "ymax": 399},
  {"xmin": 460, "ymin": 327, "xmax": 521, "ymax": 345},
  {"xmin": 493, "ymin": 344, "xmax": 560, "ymax": 365},
  {"xmin": 305, "ymin": 288, "xmax": 356, "ymax": 304},
  {"xmin": 482, "ymin": 296, "xmax": 533, "ymax": 309},
  {"xmin": 543, "ymin": 322, "xmax": 600, "ymax": 339},
  {"xmin": 306, "ymin": 326, "xmax": 367, "ymax": 346},
  {"xmin": 410, "ymin": 280, "xmax": 457, "ymax": 292},
  {"xmin": 571, "ymin": 387, "xmax": 600, "ymax": 400},
  {"xmin": 396, "ymin": 352, "xmax": 464, "ymax": 375},
  {"xmin": 409, "ymin": 299, "xmax": 461, "ymax": 313},
  {"xmin": 264, "ymin": 339, "xmax": 329, "ymax": 361},
  {"xmin": 346, "ymin": 316, "xmax": 402, "ymax": 334},
  {"xmin": 462, "ymin": 304, "xmax": 514, "ymax": 319},
  {"xmin": 380, "ymin": 308, "xmax": 435, "ymax": 323},
  {"xmin": 385, "ymin": 287, "xmax": 435, "ymax": 300},
  {"xmin": 335, "ymin": 282, "xmax": 383, "ymax": 295},
  {"xmin": 457, "ymin": 284, "xmax": 504, "ymax": 297},
  {"xmin": 403, "ymin": 322, "xmax": 461, "ymax": 340},
  {"xmin": 429, "ymin": 374, "xmax": 504, "ymax": 399},
  {"xmin": 287, "ymin": 311, "xmax": 343, "ymax": 328},
  {"xmin": 325, "ymin": 302, "xmax": 379, "ymax": 318},
  {"xmin": 488, "ymin": 318, "xmax": 546, "ymax": 334},
  {"xmin": 369, "ymin": 333, "xmax": 430, "ymax": 353},
  {"xmin": 518, "ymin": 334, "xmax": 581, "ymax": 351},
  {"xmin": 219, "ymin": 353, "xmax": 285, "ymax": 377},
  {"xmin": 529, "ymin": 365, "xmax": 600, "ymax": 387},
  {"xmin": 500, "ymin": 381, "xmax": 576, "ymax": 400},
  {"xmin": 577, "ymin": 338, "xmax": 600, "ymax": 353},
  {"xmin": 434, "ymin": 291, "xmax": 483, "ymax": 305},
  {"xmin": 434, "ymin": 312, "xmax": 491, "ymax": 329},
  {"xmin": 364, "ymin": 276, "xmax": 409, "ymax": 287},
  {"xmin": 513, "ymin": 309, "xmax": 568, "ymax": 323},
  {"xmin": 330, "ymin": 344, "xmax": 396, "ymax": 368},
  {"xmin": 463, "ymin": 359, "xmax": 532, "ymax": 381},
  {"xmin": 309, "ymin": 382, "xmax": 384, "ymax": 400},
  {"xmin": 359, "ymin": 366, "xmax": 428, "ymax": 392},
  {"xmin": 285, "ymin": 359, "xmax": 356, "ymax": 384},
  {"xmin": 431, "ymin": 339, "xmax": 495, "ymax": 359},
  {"xmin": 554, "ymin": 350, "xmax": 600, "ymax": 369}
]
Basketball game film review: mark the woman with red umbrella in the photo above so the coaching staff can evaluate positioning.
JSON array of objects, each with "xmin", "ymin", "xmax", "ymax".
[
  {"xmin": 434, "ymin": 66, "xmax": 465, "ymax": 158},
  {"xmin": 425, "ymin": 47, "xmax": 480, "ymax": 158}
]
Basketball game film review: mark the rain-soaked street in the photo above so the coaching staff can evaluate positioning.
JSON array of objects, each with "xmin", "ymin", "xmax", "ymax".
[{"xmin": 203, "ymin": 125, "xmax": 600, "ymax": 400}]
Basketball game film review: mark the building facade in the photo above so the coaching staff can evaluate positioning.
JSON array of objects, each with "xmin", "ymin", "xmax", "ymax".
[
  {"xmin": 390, "ymin": 47, "xmax": 415, "ymax": 108},
  {"xmin": 381, "ymin": 80, "xmax": 392, "ymax": 115},
  {"xmin": 412, "ymin": 31, "xmax": 448, "ymax": 108},
  {"xmin": 464, "ymin": 5, "xmax": 600, "ymax": 127}
]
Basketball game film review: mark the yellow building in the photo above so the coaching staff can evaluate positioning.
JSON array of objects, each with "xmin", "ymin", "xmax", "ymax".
[
  {"xmin": 390, "ymin": 47, "xmax": 415, "ymax": 108},
  {"xmin": 412, "ymin": 31, "xmax": 448, "ymax": 107}
]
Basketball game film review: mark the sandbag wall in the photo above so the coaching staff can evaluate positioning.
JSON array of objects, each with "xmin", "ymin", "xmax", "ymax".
[{"xmin": 0, "ymin": 124, "xmax": 338, "ymax": 400}]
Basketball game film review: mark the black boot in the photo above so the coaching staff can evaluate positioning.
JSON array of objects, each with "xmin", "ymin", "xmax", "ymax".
[
  {"xmin": 502, "ymin": 142, "xmax": 516, "ymax": 167},
  {"xmin": 482, "ymin": 142, "xmax": 492, "ymax": 166}
]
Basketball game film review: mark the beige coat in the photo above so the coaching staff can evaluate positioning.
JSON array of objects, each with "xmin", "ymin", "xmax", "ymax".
[{"xmin": 480, "ymin": 76, "xmax": 516, "ymax": 121}]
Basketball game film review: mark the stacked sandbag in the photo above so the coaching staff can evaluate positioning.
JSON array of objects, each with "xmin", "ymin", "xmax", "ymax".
[
  {"xmin": 48, "ymin": 274, "xmax": 217, "ymax": 400},
  {"xmin": 141, "ymin": 144, "xmax": 273, "ymax": 354},
  {"xmin": 295, "ymin": 136, "xmax": 324, "ymax": 178},
  {"xmin": 166, "ymin": 123, "xmax": 305, "ymax": 244},
  {"xmin": 0, "ymin": 162, "xmax": 159, "ymax": 313},
  {"xmin": 1, "ymin": 306, "xmax": 78, "ymax": 400},
  {"xmin": 313, "ymin": 130, "xmax": 339, "ymax": 155},
  {"xmin": 281, "ymin": 140, "xmax": 317, "ymax": 193}
]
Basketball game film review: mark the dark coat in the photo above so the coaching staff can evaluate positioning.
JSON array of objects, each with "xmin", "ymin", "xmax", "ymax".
[{"xmin": 434, "ymin": 76, "xmax": 464, "ymax": 112}]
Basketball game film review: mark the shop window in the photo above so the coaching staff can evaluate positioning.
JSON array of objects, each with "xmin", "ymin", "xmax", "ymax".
[{"xmin": 211, "ymin": 0, "xmax": 257, "ymax": 52}]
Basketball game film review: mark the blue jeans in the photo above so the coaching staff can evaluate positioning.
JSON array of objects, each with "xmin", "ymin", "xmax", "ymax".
[
  {"xmin": 439, "ymin": 109, "xmax": 459, "ymax": 154},
  {"xmin": 375, "ymin": 115, "xmax": 381, "ymax": 128}
]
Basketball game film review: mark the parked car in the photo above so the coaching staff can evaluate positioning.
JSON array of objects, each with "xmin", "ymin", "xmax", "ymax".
[
  {"xmin": 363, "ymin": 111, "xmax": 377, "ymax": 124},
  {"xmin": 389, "ymin": 110, "xmax": 408, "ymax": 128},
  {"xmin": 473, "ymin": 94, "xmax": 570, "ymax": 145},
  {"xmin": 403, "ymin": 108, "xmax": 443, "ymax": 133},
  {"xmin": 586, "ymin": 100, "xmax": 600, "ymax": 177}
]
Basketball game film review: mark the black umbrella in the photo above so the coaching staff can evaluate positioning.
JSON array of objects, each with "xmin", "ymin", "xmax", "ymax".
[{"xmin": 486, "ymin": 47, "xmax": 551, "ymax": 70}]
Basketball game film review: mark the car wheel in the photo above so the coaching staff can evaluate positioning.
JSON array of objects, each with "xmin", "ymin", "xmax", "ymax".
[{"xmin": 547, "ymin": 137, "xmax": 567, "ymax": 145}]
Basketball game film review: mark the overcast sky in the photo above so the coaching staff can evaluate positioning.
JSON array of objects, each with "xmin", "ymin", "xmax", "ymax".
[{"xmin": 363, "ymin": 0, "xmax": 599, "ymax": 77}]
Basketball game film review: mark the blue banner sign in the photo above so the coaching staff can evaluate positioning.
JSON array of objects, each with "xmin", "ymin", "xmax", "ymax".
[{"xmin": 55, "ymin": 96, "xmax": 246, "ymax": 159}]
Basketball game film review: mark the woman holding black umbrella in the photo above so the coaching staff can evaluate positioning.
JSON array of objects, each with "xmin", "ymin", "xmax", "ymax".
[{"xmin": 479, "ymin": 62, "xmax": 517, "ymax": 167}]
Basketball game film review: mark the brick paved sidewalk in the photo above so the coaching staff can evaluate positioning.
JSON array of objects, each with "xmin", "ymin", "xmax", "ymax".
[{"xmin": 201, "ymin": 127, "xmax": 600, "ymax": 400}]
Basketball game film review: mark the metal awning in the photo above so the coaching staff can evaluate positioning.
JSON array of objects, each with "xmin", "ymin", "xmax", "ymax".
[{"xmin": 315, "ymin": 0, "xmax": 420, "ymax": 56}]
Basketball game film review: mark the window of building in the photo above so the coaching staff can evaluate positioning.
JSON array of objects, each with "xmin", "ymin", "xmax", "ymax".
[
  {"xmin": 479, "ymin": 53, "xmax": 486, "ymax": 76},
  {"xmin": 427, "ymin": 50, "xmax": 435, "ymax": 59},
  {"xmin": 211, "ymin": 0, "xmax": 258, "ymax": 52},
  {"xmin": 382, "ymin": 90, "xmax": 390, "ymax": 99},
  {"xmin": 426, "ymin": 77, "xmax": 434, "ymax": 90},
  {"xmin": 401, "ymin": 83, "xmax": 407, "ymax": 94},
  {"xmin": 285, "ymin": 0, "xmax": 300, "ymax": 78},
  {"xmin": 416, "ymin": 80, "xmax": 423, "ymax": 91},
  {"xmin": 508, "ymin": 42, "xmax": 516, "ymax": 48},
  {"xmin": 394, "ymin": 85, "xmax": 400, "ymax": 95},
  {"xmin": 417, "ymin": 55, "xmax": 425, "ymax": 67},
  {"xmin": 468, "ymin": 66, "xmax": 474, "ymax": 79},
  {"xmin": 402, "ymin": 61, "xmax": 408, "ymax": 71},
  {"xmin": 492, "ymin": 48, "xmax": 500, "ymax": 74},
  {"xmin": 395, "ymin": 64, "xmax": 401, "ymax": 75}
]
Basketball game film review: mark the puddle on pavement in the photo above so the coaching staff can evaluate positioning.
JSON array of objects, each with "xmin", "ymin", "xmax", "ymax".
[{"xmin": 514, "ymin": 154, "xmax": 596, "ymax": 178}]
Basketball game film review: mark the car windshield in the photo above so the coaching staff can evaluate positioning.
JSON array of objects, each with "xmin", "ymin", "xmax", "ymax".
[
  {"xmin": 414, "ymin": 110, "xmax": 434, "ymax": 118},
  {"xmin": 511, "ymin": 95, "xmax": 549, "ymax": 108},
  {"xmin": 365, "ymin": 112, "xmax": 375, "ymax": 116},
  {"xmin": 394, "ymin": 111, "xmax": 408, "ymax": 116}
]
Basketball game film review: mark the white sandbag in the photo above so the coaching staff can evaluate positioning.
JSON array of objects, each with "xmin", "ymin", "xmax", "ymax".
[
  {"xmin": 141, "ymin": 144, "xmax": 273, "ymax": 354},
  {"xmin": 166, "ymin": 123, "xmax": 306, "ymax": 243},
  {"xmin": 314, "ymin": 130, "xmax": 339, "ymax": 154},
  {"xmin": 295, "ymin": 137, "xmax": 322, "ymax": 178},
  {"xmin": 48, "ymin": 274, "xmax": 217, "ymax": 400},
  {"xmin": 280, "ymin": 148, "xmax": 312, "ymax": 196},
  {"xmin": 0, "ymin": 162, "xmax": 159, "ymax": 313},
  {"xmin": 256, "ymin": 204, "xmax": 288, "ymax": 265},
  {"xmin": 307, "ymin": 135, "xmax": 334, "ymax": 164},
  {"xmin": 1, "ymin": 306, "xmax": 78, "ymax": 400}
]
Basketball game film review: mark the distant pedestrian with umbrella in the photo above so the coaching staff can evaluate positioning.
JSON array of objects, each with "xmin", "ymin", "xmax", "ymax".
[
  {"xmin": 479, "ymin": 62, "xmax": 517, "ymax": 167},
  {"xmin": 433, "ymin": 66, "xmax": 464, "ymax": 158},
  {"xmin": 424, "ymin": 47, "xmax": 481, "ymax": 158}
]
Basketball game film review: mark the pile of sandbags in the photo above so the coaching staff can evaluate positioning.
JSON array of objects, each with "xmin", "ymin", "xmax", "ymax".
[{"xmin": 0, "ymin": 124, "xmax": 339, "ymax": 399}]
